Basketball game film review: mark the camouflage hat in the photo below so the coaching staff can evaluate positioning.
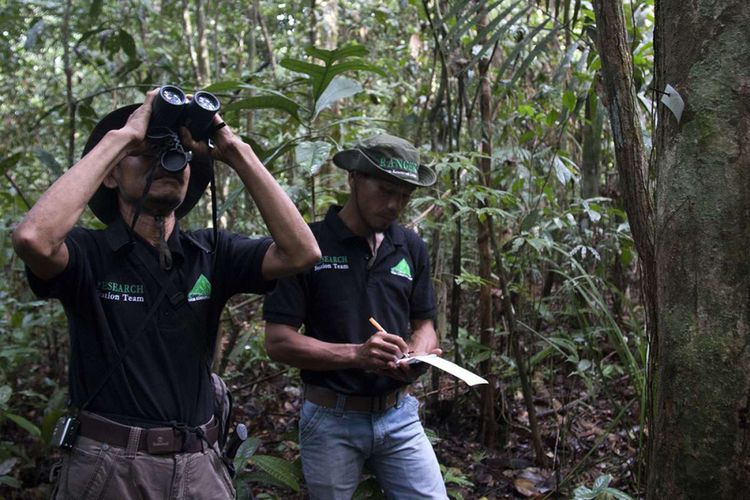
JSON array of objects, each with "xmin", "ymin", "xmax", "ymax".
[
  {"xmin": 82, "ymin": 104, "xmax": 212, "ymax": 224},
  {"xmin": 332, "ymin": 134, "xmax": 436, "ymax": 187}
]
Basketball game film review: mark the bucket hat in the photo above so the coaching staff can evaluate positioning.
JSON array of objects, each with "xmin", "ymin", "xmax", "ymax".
[
  {"xmin": 332, "ymin": 134, "xmax": 436, "ymax": 187},
  {"xmin": 82, "ymin": 104, "xmax": 211, "ymax": 224}
]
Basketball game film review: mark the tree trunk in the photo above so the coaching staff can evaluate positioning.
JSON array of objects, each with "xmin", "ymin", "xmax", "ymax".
[
  {"xmin": 62, "ymin": 0, "xmax": 75, "ymax": 169},
  {"xmin": 181, "ymin": 0, "xmax": 200, "ymax": 83},
  {"xmin": 649, "ymin": 1, "xmax": 750, "ymax": 497},
  {"xmin": 195, "ymin": 0, "xmax": 211, "ymax": 85},
  {"xmin": 581, "ymin": 88, "xmax": 603, "ymax": 199},
  {"xmin": 476, "ymin": 10, "xmax": 496, "ymax": 448},
  {"xmin": 592, "ymin": 0, "xmax": 656, "ymax": 335}
]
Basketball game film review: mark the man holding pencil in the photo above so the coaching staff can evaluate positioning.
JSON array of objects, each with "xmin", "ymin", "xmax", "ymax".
[{"xmin": 263, "ymin": 134, "xmax": 447, "ymax": 499}]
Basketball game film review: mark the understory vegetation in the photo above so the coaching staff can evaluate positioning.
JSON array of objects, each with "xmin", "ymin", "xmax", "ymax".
[{"xmin": 1, "ymin": 1, "xmax": 655, "ymax": 498}]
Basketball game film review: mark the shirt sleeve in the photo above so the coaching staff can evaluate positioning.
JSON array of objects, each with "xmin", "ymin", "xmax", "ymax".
[
  {"xmin": 217, "ymin": 231, "xmax": 275, "ymax": 297},
  {"xmin": 262, "ymin": 273, "xmax": 307, "ymax": 329},
  {"xmin": 26, "ymin": 229, "xmax": 87, "ymax": 304},
  {"xmin": 407, "ymin": 232, "xmax": 436, "ymax": 320}
]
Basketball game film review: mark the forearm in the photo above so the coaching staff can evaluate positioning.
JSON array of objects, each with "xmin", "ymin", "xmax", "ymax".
[
  {"xmin": 265, "ymin": 324, "xmax": 359, "ymax": 371},
  {"xmin": 223, "ymin": 141, "xmax": 320, "ymax": 278},
  {"xmin": 408, "ymin": 318, "xmax": 439, "ymax": 354},
  {"xmin": 13, "ymin": 129, "xmax": 134, "ymax": 276}
]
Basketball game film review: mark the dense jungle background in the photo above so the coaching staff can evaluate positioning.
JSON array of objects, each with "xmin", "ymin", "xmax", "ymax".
[{"xmin": 4, "ymin": 0, "xmax": 744, "ymax": 498}]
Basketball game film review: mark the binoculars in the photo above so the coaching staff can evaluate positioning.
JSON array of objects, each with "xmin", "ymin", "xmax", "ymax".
[{"xmin": 147, "ymin": 85, "xmax": 221, "ymax": 172}]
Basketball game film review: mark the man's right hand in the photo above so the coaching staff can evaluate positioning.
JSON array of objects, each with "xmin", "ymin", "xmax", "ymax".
[
  {"xmin": 119, "ymin": 88, "xmax": 159, "ymax": 153},
  {"xmin": 355, "ymin": 331, "xmax": 410, "ymax": 371}
]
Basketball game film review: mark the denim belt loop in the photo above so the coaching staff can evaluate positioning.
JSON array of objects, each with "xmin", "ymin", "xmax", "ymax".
[{"xmin": 334, "ymin": 393, "xmax": 347, "ymax": 416}]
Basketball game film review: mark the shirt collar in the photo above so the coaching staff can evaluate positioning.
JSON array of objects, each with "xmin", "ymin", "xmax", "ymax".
[
  {"xmin": 104, "ymin": 215, "xmax": 188, "ymax": 261},
  {"xmin": 324, "ymin": 204, "xmax": 405, "ymax": 246}
]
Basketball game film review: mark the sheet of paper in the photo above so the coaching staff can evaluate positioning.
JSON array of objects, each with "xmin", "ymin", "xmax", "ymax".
[{"xmin": 401, "ymin": 354, "xmax": 488, "ymax": 386}]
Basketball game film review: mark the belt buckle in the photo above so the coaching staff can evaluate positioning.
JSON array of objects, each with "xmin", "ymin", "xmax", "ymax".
[{"xmin": 146, "ymin": 428, "xmax": 175, "ymax": 454}]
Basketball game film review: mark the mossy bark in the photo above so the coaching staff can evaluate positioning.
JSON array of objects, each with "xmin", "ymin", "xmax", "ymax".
[{"xmin": 650, "ymin": 1, "xmax": 750, "ymax": 497}]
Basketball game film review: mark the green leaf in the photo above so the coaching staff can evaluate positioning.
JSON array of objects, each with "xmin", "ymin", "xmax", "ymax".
[
  {"xmin": 280, "ymin": 58, "xmax": 326, "ymax": 79},
  {"xmin": 295, "ymin": 141, "xmax": 332, "ymax": 176},
  {"xmin": 563, "ymin": 90, "xmax": 577, "ymax": 113},
  {"xmin": 0, "ymin": 153, "xmax": 23, "ymax": 177},
  {"xmin": 33, "ymin": 149, "xmax": 62, "ymax": 176},
  {"xmin": 24, "ymin": 18, "xmax": 45, "ymax": 50},
  {"xmin": 5, "ymin": 413, "xmax": 41, "ymax": 438},
  {"xmin": 509, "ymin": 25, "xmax": 558, "ymax": 87},
  {"xmin": 0, "ymin": 386, "xmax": 11, "ymax": 407},
  {"xmin": 592, "ymin": 474, "xmax": 612, "ymax": 490},
  {"xmin": 314, "ymin": 76, "xmax": 362, "ymax": 118},
  {"xmin": 0, "ymin": 475, "xmax": 21, "ymax": 489},
  {"xmin": 203, "ymin": 80, "xmax": 244, "ymax": 92},
  {"xmin": 118, "ymin": 30, "xmax": 136, "ymax": 58},
  {"xmin": 233, "ymin": 436, "xmax": 260, "ymax": 473},
  {"xmin": 224, "ymin": 95, "xmax": 301, "ymax": 122},
  {"xmin": 249, "ymin": 455, "xmax": 300, "ymax": 492},
  {"xmin": 88, "ymin": 0, "xmax": 103, "ymax": 21},
  {"xmin": 496, "ymin": 21, "xmax": 548, "ymax": 81},
  {"xmin": 306, "ymin": 43, "xmax": 368, "ymax": 64},
  {"xmin": 572, "ymin": 486, "xmax": 598, "ymax": 500},
  {"xmin": 603, "ymin": 487, "xmax": 634, "ymax": 500},
  {"xmin": 553, "ymin": 156, "xmax": 573, "ymax": 184}
]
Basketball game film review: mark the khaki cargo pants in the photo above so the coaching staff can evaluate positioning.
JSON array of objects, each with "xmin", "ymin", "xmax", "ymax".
[{"xmin": 51, "ymin": 435, "xmax": 235, "ymax": 500}]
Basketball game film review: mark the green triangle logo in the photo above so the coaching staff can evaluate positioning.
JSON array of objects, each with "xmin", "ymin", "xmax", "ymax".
[
  {"xmin": 188, "ymin": 274, "xmax": 212, "ymax": 301},
  {"xmin": 390, "ymin": 258, "xmax": 413, "ymax": 280}
]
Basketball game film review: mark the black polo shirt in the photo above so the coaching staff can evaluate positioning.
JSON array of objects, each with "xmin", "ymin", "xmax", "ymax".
[
  {"xmin": 27, "ymin": 216, "xmax": 273, "ymax": 427},
  {"xmin": 263, "ymin": 205, "xmax": 436, "ymax": 396}
]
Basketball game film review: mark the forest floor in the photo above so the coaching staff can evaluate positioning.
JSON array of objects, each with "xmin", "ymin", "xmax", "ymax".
[
  {"xmin": 236, "ymin": 365, "xmax": 643, "ymax": 500},
  {"xmin": 1, "ymin": 361, "xmax": 642, "ymax": 500}
]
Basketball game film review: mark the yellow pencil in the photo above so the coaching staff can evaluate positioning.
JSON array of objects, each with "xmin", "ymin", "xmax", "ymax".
[{"xmin": 369, "ymin": 317, "xmax": 385, "ymax": 332}]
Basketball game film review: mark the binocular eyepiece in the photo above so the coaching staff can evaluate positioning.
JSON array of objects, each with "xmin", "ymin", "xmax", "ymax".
[{"xmin": 147, "ymin": 85, "xmax": 221, "ymax": 172}]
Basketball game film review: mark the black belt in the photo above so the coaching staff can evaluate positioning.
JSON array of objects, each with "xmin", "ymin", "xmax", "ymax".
[
  {"xmin": 303, "ymin": 385, "xmax": 404, "ymax": 412},
  {"xmin": 77, "ymin": 412, "xmax": 219, "ymax": 454}
]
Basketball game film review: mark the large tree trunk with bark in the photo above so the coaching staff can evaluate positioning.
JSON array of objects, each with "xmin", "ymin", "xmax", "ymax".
[{"xmin": 649, "ymin": 1, "xmax": 750, "ymax": 497}]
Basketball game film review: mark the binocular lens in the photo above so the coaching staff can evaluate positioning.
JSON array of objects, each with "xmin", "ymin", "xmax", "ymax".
[
  {"xmin": 194, "ymin": 92, "xmax": 220, "ymax": 111},
  {"xmin": 160, "ymin": 86, "xmax": 186, "ymax": 106}
]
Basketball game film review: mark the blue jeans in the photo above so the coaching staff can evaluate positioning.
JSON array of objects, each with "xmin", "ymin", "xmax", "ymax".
[{"xmin": 299, "ymin": 393, "xmax": 447, "ymax": 499}]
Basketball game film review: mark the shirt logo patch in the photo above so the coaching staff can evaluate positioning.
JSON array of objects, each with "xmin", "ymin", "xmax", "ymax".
[
  {"xmin": 390, "ymin": 258, "xmax": 413, "ymax": 280},
  {"xmin": 97, "ymin": 280, "xmax": 145, "ymax": 303},
  {"xmin": 188, "ymin": 274, "xmax": 212, "ymax": 302},
  {"xmin": 314, "ymin": 255, "xmax": 350, "ymax": 271}
]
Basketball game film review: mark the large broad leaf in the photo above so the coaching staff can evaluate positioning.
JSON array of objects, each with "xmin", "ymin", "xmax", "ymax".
[
  {"xmin": 250, "ymin": 455, "xmax": 300, "ymax": 492},
  {"xmin": 118, "ymin": 29, "xmax": 136, "ymax": 59},
  {"xmin": 280, "ymin": 58, "xmax": 326, "ymax": 79},
  {"xmin": 24, "ymin": 18, "xmax": 45, "ymax": 50},
  {"xmin": 314, "ymin": 76, "xmax": 362, "ymax": 119},
  {"xmin": 33, "ymin": 149, "xmax": 62, "ymax": 176},
  {"xmin": 282, "ymin": 44, "xmax": 385, "ymax": 103},
  {"xmin": 203, "ymin": 80, "xmax": 244, "ymax": 93},
  {"xmin": 305, "ymin": 43, "xmax": 368, "ymax": 65},
  {"xmin": 232, "ymin": 436, "xmax": 261, "ymax": 474},
  {"xmin": 5, "ymin": 413, "xmax": 41, "ymax": 438},
  {"xmin": 295, "ymin": 141, "xmax": 332, "ymax": 176},
  {"xmin": 316, "ymin": 61, "xmax": 386, "ymax": 99},
  {"xmin": 223, "ymin": 95, "xmax": 301, "ymax": 122}
]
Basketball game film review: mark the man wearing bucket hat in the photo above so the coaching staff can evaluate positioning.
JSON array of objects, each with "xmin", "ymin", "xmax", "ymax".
[
  {"xmin": 12, "ymin": 88, "xmax": 320, "ymax": 499},
  {"xmin": 263, "ymin": 134, "xmax": 447, "ymax": 498}
]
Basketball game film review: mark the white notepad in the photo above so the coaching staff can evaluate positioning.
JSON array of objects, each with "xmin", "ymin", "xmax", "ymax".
[{"xmin": 400, "ymin": 354, "xmax": 488, "ymax": 386}]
